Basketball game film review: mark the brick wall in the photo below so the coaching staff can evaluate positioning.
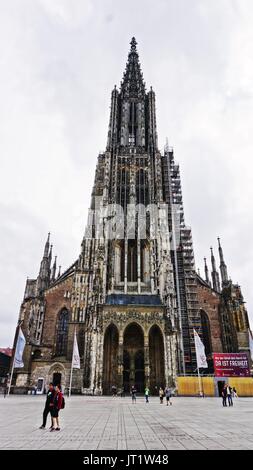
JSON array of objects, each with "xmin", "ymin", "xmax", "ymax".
[{"xmin": 196, "ymin": 281, "xmax": 223, "ymax": 353}]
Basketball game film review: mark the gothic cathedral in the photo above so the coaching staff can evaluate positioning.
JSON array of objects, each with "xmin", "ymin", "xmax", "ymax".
[{"xmin": 13, "ymin": 38, "xmax": 250, "ymax": 394}]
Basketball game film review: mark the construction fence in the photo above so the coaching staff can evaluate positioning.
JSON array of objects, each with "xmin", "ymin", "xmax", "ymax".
[{"xmin": 176, "ymin": 376, "xmax": 253, "ymax": 397}]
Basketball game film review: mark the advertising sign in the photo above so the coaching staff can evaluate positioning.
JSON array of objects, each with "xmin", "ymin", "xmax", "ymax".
[{"xmin": 213, "ymin": 353, "xmax": 250, "ymax": 377}]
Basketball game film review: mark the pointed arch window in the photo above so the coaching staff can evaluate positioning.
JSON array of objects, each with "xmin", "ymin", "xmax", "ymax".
[
  {"xmin": 200, "ymin": 310, "xmax": 212, "ymax": 357},
  {"xmin": 56, "ymin": 308, "xmax": 69, "ymax": 356},
  {"xmin": 127, "ymin": 240, "xmax": 138, "ymax": 282}
]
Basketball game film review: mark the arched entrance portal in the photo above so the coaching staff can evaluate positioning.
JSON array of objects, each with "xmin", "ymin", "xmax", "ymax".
[
  {"xmin": 123, "ymin": 323, "xmax": 144, "ymax": 393},
  {"xmin": 149, "ymin": 325, "xmax": 165, "ymax": 394},
  {"xmin": 103, "ymin": 324, "xmax": 119, "ymax": 395}
]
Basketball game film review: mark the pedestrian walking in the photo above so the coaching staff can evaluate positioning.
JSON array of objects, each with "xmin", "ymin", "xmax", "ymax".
[
  {"xmin": 159, "ymin": 387, "xmax": 164, "ymax": 404},
  {"xmin": 39, "ymin": 382, "xmax": 55, "ymax": 429},
  {"xmin": 232, "ymin": 387, "xmax": 238, "ymax": 398},
  {"xmin": 222, "ymin": 384, "xmax": 227, "ymax": 407},
  {"xmin": 3, "ymin": 385, "xmax": 7, "ymax": 398},
  {"xmin": 144, "ymin": 387, "xmax": 150, "ymax": 403},
  {"xmin": 227, "ymin": 385, "xmax": 233, "ymax": 407},
  {"xmin": 50, "ymin": 384, "xmax": 64, "ymax": 431},
  {"xmin": 131, "ymin": 385, "xmax": 137, "ymax": 404},
  {"xmin": 112, "ymin": 385, "xmax": 117, "ymax": 397},
  {"xmin": 165, "ymin": 387, "xmax": 172, "ymax": 406}
]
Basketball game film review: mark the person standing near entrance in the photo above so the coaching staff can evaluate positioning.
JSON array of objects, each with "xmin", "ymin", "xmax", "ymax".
[
  {"xmin": 165, "ymin": 387, "xmax": 172, "ymax": 406},
  {"xmin": 159, "ymin": 387, "xmax": 164, "ymax": 404},
  {"xmin": 39, "ymin": 383, "xmax": 55, "ymax": 429},
  {"xmin": 50, "ymin": 384, "xmax": 63, "ymax": 431},
  {"xmin": 144, "ymin": 387, "xmax": 150, "ymax": 403},
  {"xmin": 131, "ymin": 385, "xmax": 137, "ymax": 404},
  {"xmin": 227, "ymin": 384, "xmax": 233, "ymax": 407},
  {"xmin": 222, "ymin": 384, "xmax": 227, "ymax": 407}
]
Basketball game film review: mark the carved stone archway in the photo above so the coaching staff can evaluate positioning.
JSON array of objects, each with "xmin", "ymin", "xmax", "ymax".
[
  {"xmin": 123, "ymin": 322, "xmax": 144, "ymax": 393},
  {"xmin": 48, "ymin": 362, "xmax": 67, "ymax": 392},
  {"xmin": 102, "ymin": 323, "xmax": 119, "ymax": 395},
  {"xmin": 149, "ymin": 325, "xmax": 165, "ymax": 394}
]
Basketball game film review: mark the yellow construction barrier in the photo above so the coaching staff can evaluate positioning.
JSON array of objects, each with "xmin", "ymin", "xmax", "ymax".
[
  {"xmin": 177, "ymin": 376, "xmax": 215, "ymax": 396},
  {"xmin": 228, "ymin": 378, "xmax": 253, "ymax": 397}
]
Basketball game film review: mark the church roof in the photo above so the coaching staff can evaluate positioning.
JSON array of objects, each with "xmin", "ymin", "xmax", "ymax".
[{"xmin": 49, "ymin": 260, "xmax": 78, "ymax": 288}]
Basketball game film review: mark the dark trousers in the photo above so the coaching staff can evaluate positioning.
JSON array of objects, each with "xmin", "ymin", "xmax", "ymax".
[
  {"xmin": 222, "ymin": 396, "xmax": 227, "ymax": 407},
  {"xmin": 42, "ymin": 406, "xmax": 51, "ymax": 427},
  {"xmin": 228, "ymin": 395, "xmax": 233, "ymax": 406}
]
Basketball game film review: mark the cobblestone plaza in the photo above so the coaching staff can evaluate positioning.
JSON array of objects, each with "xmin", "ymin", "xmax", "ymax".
[{"xmin": 1, "ymin": 395, "xmax": 253, "ymax": 450}]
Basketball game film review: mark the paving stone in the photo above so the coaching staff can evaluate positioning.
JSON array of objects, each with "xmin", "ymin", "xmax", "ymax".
[{"xmin": 1, "ymin": 395, "xmax": 253, "ymax": 450}]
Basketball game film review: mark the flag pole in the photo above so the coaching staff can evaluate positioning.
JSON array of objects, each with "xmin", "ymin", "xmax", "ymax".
[
  {"xmin": 197, "ymin": 367, "xmax": 202, "ymax": 397},
  {"xmin": 8, "ymin": 324, "xmax": 21, "ymax": 396},
  {"xmin": 69, "ymin": 327, "xmax": 76, "ymax": 398},
  {"xmin": 69, "ymin": 362, "xmax": 73, "ymax": 398},
  {"xmin": 7, "ymin": 350, "xmax": 15, "ymax": 396}
]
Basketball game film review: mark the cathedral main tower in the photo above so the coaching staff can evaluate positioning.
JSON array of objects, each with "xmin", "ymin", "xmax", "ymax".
[
  {"xmin": 67, "ymin": 37, "xmax": 199, "ymax": 393},
  {"xmin": 12, "ymin": 38, "xmax": 250, "ymax": 395}
]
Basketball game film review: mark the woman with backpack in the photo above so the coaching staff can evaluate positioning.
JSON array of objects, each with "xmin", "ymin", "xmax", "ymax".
[{"xmin": 50, "ymin": 384, "xmax": 64, "ymax": 431}]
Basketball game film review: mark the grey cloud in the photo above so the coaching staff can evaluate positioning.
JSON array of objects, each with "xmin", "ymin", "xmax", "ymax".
[{"xmin": 0, "ymin": 0, "xmax": 253, "ymax": 346}]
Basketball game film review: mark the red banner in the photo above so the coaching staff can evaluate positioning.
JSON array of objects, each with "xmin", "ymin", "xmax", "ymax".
[{"xmin": 213, "ymin": 353, "xmax": 250, "ymax": 377}]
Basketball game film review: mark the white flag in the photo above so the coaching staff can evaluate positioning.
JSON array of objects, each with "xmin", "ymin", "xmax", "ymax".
[
  {"xmin": 194, "ymin": 329, "xmax": 208, "ymax": 369},
  {"xmin": 249, "ymin": 329, "xmax": 253, "ymax": 362},
  {"xmin": 72, "ymin": 330, "xmax": 80, "ymax": 369},
  {"xmin": 14, "ymin": 328, "xmax": 26, "ymax": 368}
]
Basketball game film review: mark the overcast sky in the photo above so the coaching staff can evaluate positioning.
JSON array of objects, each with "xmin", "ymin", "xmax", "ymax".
[{"xmin": 0, "ymin": 0, "xmax": 253, "ymax": 347}]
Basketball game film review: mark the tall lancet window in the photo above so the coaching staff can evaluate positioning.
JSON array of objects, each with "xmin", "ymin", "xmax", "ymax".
[
  {"xmin": 56, "ymin": 308, "xmax": 69, "ymax": 356},
  {"xmin": 117, "ymin": 166, "xmax": 130, "ymax": 210},
  {"xmin": 127, "ymin": 240, "xmax": 138, "ymax": 282},
  {"xmin": 136, "ymin": 168, "xmax": 149, "ymax": 205},
  {"xmin": 128, "ymin": 102, "xmax": 136, "ymax": 146},
  {"xmin": 120, "ymin": 241, "xmax": 125, "ymax": 282}
]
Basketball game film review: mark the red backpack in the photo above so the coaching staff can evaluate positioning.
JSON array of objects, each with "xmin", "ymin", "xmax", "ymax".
[{"xmin": 61, "ymin": 395, "xmax": 65, "ymax": 409}]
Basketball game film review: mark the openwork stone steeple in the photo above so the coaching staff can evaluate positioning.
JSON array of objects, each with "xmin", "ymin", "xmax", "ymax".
[{"xmin": 120, "ymin": 37, "xmax": 146, "ymax": 98}]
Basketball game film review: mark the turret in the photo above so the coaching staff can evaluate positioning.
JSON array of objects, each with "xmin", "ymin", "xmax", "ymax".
[
  {"xmin": 204, "ymin": 257, "xmax": 211, "ymax": 286},
  {"xmin": 218, "ymin": 237, "xmax": 229, "ymax": 286},
  {"xmin": 51, "ymin": 256, "xmax": 57, "ymax": 282},
  {"xmin": 36, "ymin": 233, "xmax": 51, "ymax": 294},
  {"xmin": 43, "ymin": 232, "xmax": 50, "ymax": 257},
  {"xmin": 48, "ymin": 244, "xmax": 53, "ymax": 269},
  {"xmin": 210, "ymin": 247, "xmax": 221, "ymax": 293}
]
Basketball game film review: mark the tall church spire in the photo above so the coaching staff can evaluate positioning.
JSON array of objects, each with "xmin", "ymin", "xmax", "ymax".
[
  {"xmin": 37, "ymin": 233, "xmax": 51, "ymax": 294},
  {"xmin": 57, "ymin": 265, "xmax": 61, "ymax": 278},
  {"xmin": 43, "ymin": 232, "xmax": 50, "ymax": 257},
  {"xmin": 48, "ymin": 244, "xmax": 53, "ymax": 268},
  {"xmin": 120, "ymin": 37, "xmax": 145, "ymax": 97},
  {"xmin": 218, "ymin": 237, "xmax": 228, "ymax": 286},
  {"xmin": 204, "ymin": 257, "xmax": 211, "ymax": 286},
  {"xmin": 51, "ymin": 255, "xmax": 57, "ymax": 282},
  {"xmin": 106, "ymin": 37, "xmax": 157, "ymax": 151},
  {"xmin": 210, "ymin": 247, "xmax": 221, "ymax": 293}
]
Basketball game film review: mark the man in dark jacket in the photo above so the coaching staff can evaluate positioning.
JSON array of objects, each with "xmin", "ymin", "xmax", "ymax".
[
  {"xmin": 222, "ymin": 384, "xmax": 227, "ymax": 407},
  {"xmin": 39, "ymin": 383, "xmax": 55, "ymax": 429}
]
